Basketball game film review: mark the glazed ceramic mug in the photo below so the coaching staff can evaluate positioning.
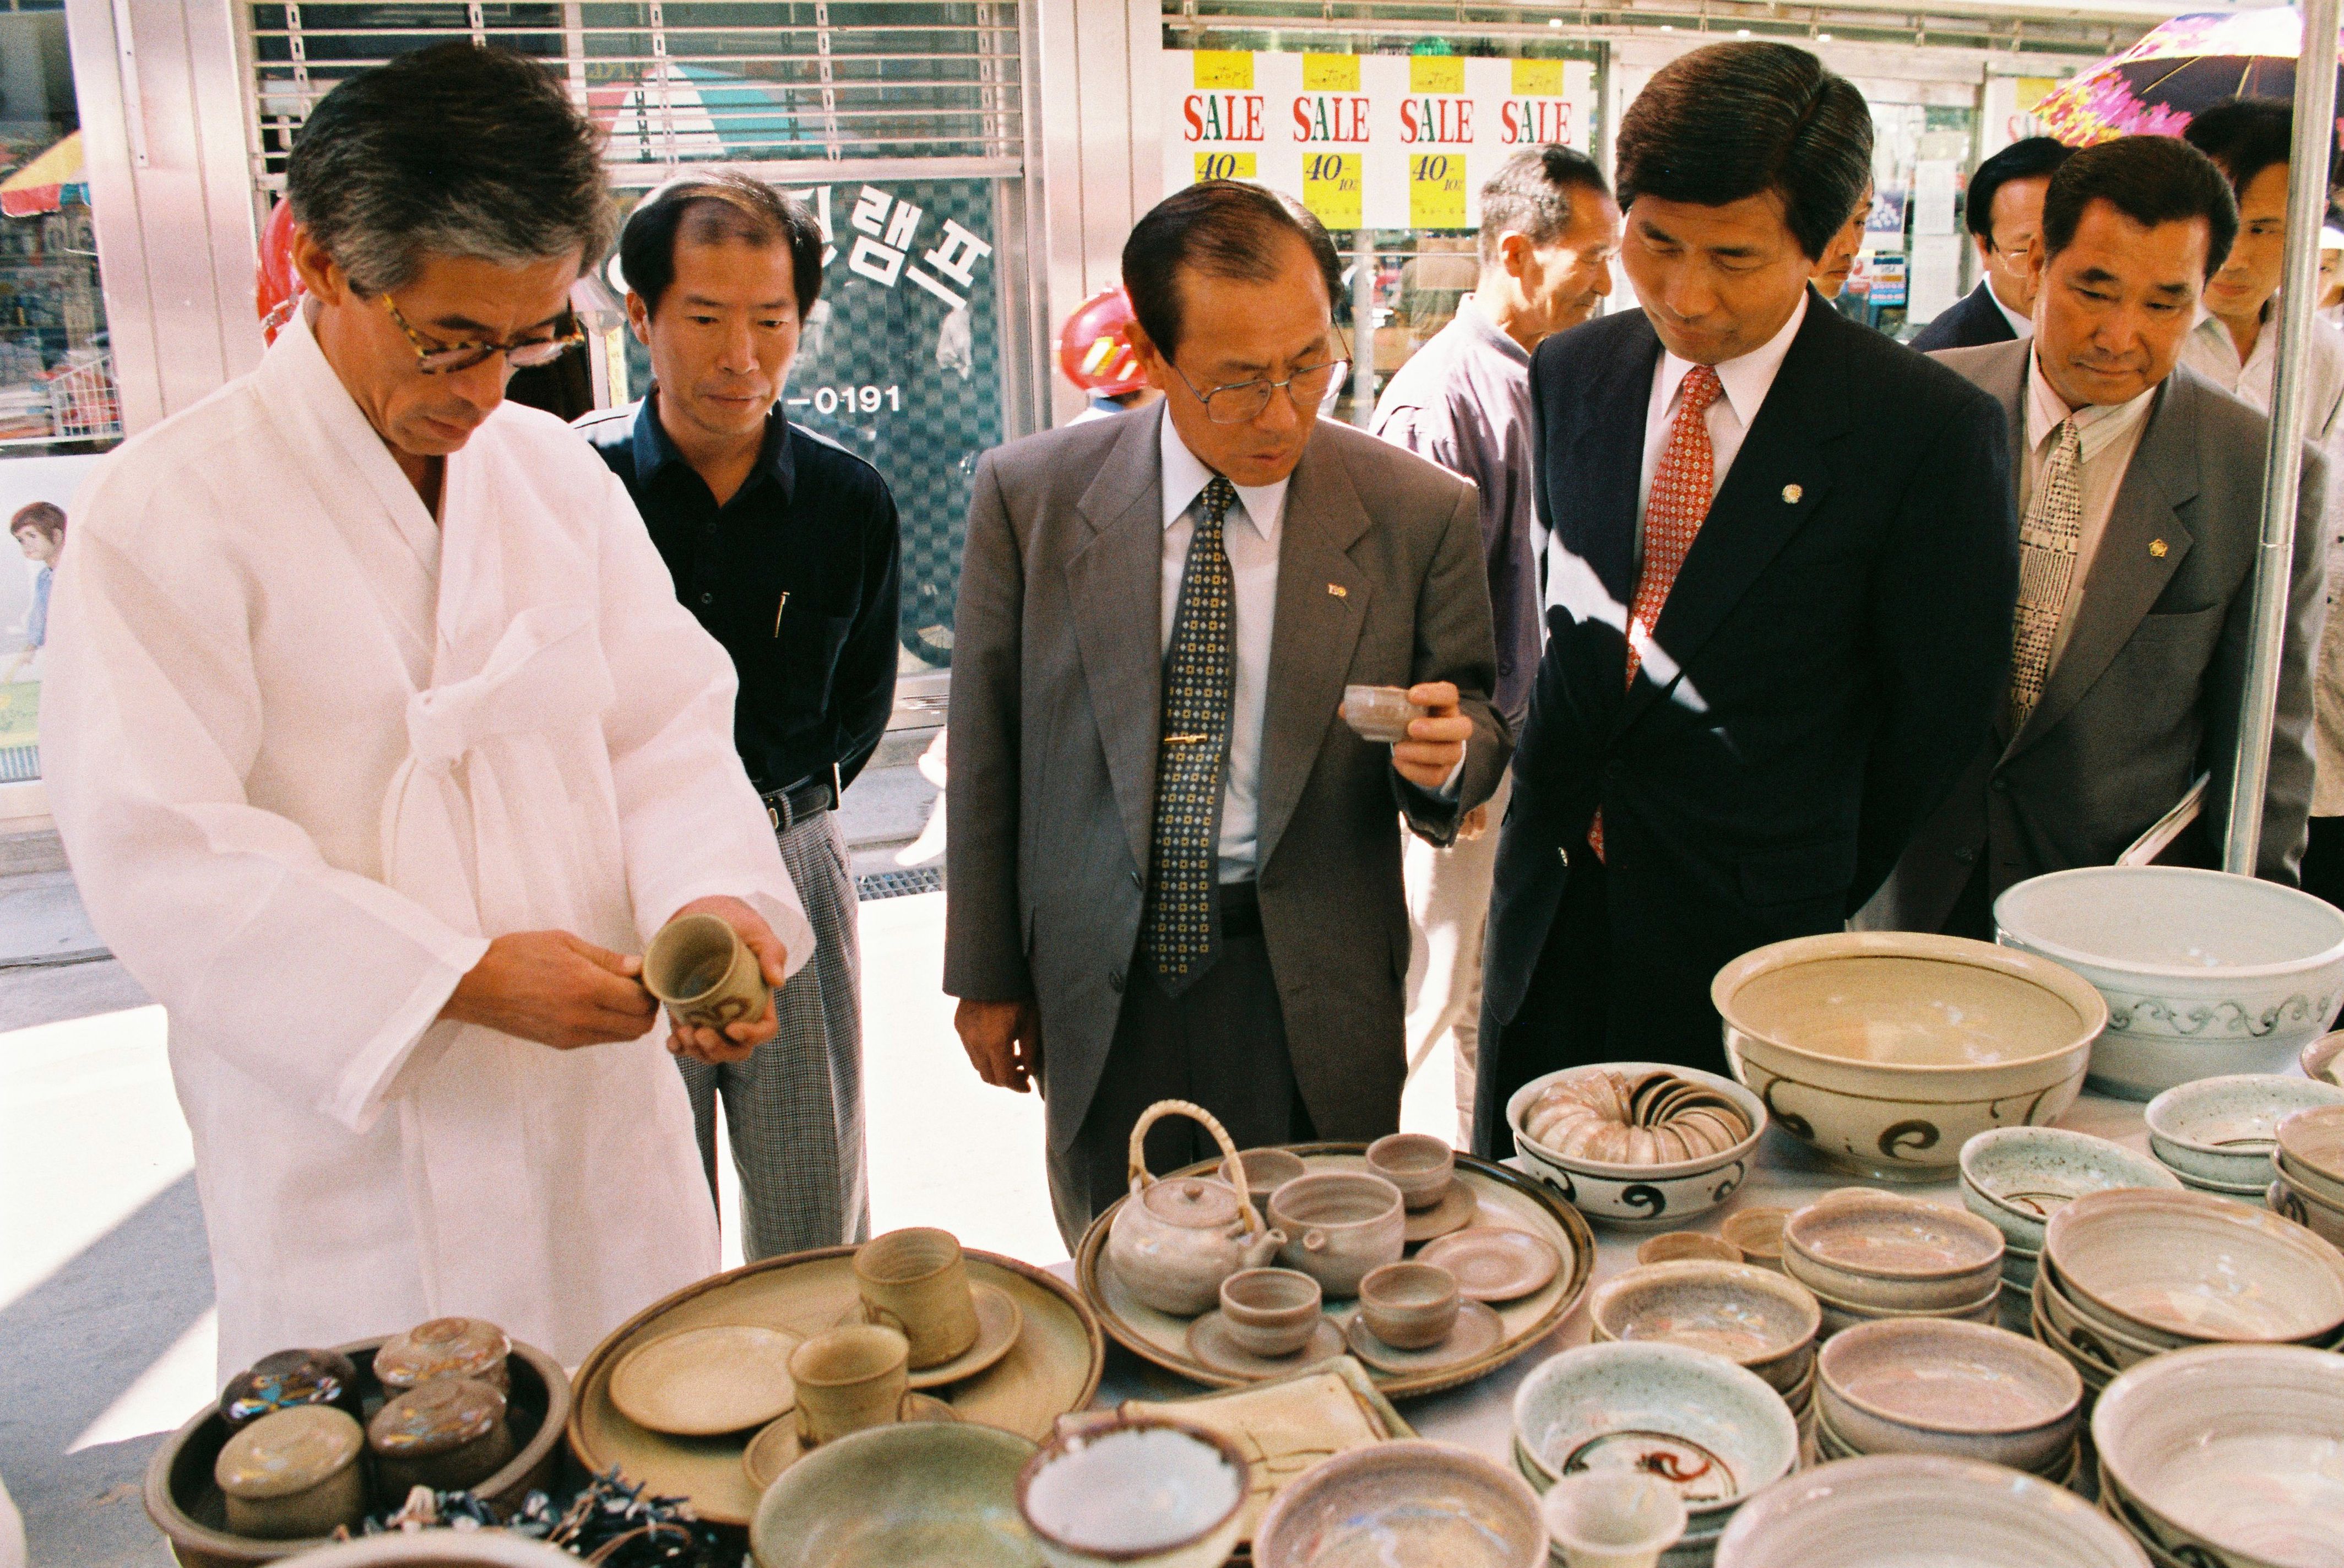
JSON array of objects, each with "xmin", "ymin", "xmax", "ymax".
[
  {"xmin": 643, "ymin": 913, "xmax": 767, "ymax": 1030},
  {"xmin": 790, "ymin": 1325, "xmax": 913, "ymax": 1445},
  {"xmin": 1341, "ymin": 684, "xmax": 1424, "ymax": 745},
  {"xmin": 853, "ymin": 1227, "xmax": 981, "ymax": 1369}
]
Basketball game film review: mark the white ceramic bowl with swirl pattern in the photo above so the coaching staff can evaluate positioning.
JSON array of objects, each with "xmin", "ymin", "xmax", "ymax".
[
  {"xmin": 1994, "ymin": 866, "xmax": 2344, "ymax": 1100},
  {"xmin": 1506, "ymin": 1062, "xmax": 1767, "ymax": 1228}
]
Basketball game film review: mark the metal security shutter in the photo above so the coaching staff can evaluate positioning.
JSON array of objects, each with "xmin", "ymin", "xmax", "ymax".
[{"xmin": 245, "ymin": 2, "xmax": 1024, "ymax": 186}]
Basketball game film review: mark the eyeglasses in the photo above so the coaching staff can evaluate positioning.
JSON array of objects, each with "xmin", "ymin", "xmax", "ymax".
[
  {"xmin": 381, "ymin": 292, "xmax": 585, "ymax": 375},
  {"xmin": 1169, "ymin": 337, "xmax": 1352, "ymax": 425}
]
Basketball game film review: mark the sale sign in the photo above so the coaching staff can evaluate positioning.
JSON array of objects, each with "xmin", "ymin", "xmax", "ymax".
[{"xmin": 1167, "ymin": 50, "xmax": 1598, "ymax": 231}]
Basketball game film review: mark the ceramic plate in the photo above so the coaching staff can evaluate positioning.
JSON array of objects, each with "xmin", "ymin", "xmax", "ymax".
[
  {"xmin": 2044, "ymin": 1187, "xmax": 2344, "ymax": 1344},
  {"xmin": 1403, "ymin": 1178, "xmax": 1480, "ymax": 1243},
  {"xmin": 1077, "ymin": 1146, "xmax": 1594, "ymax": 1397},
  {"xmin": 1342, "ymin": 1300, "xmax": 1504, "ymax": 1374},
  {"xmin": 607, "ymin": 1324, "xmax": 801, "ymax": 1437},
  {"xmin": 903, "ymin": 1283, "xmax": 1024, "ymax": 1390},
  {"xmin": 1185, "ymin": 1313, "xmax": 1345, "ymax": 1381},
  {"xmin": 748, "ymin": 1421, "xmax": 1041, "ymax": 1568},
  {"xmin": 569, "ymin": 1247, "xmax": 1100, "ymax": 1529},
  {"xmin": 1417, "ymin": 1226, "xmax": 1561, "ymax": 1302},
  {"xmin": 740, "ymin": 1393, "xmax": 958, "ymax": 1493}
]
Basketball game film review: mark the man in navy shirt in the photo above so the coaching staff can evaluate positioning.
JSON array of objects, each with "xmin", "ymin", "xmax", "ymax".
[{"xmin": 580, "ymin": 172, "xmax": 900, "ymax": 1257}]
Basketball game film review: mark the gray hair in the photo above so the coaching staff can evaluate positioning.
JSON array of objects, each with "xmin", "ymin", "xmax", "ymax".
[
  {"xmin": 1478, "ymin": 145, "xmax": 1611, "ymax": 265},
  {"xmin": 286, "ymin": 41, "xmax": 615, "ymax": 295}
]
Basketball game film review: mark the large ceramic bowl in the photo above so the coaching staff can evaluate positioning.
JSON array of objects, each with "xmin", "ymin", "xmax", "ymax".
[
  {"xmin": 2043, "ymin": 1186, "xmax": 2344, "ymax": 1346},
  {"xmin": 1957, "ymin": 1126, "xmax": 2181, "ymax": 1253},
  {"xmin": 1714, "ymin": 933, "xmax": 2105, "ymax": 1182},
  {"xmin": 1712, "ymin": 1454, "xmax": 2148, "ymax": 1568},
  {"xmin": 2270, "ymin": 1173, "xmax": 2344, "ymax": 1249},
  {"xmin": 1254, "ymin": 1439, "xmax": 1545, "ymax": 1568},
  {"xmin": 750, "ymin": 1421, "xmax": 1039, "ymax": 1568},
  {"xmin": 1506, "ymin": 1062, "xmax": 1767, "ymax": 1227},
  {"xmin": 2277, "ymin": 1103, "xmax": 2344, "ymax": 1207},
  {"xmin": 1995, "ymin": 866, "xmax": 2344, "ymax": 1099},
  {"xmin": 2093, "ymin": 1344, "xmax": 2344, "ymax": 1568},
  {"xmin": 1781, "ymin": 1189, "xmax": 2005, "ymax": 1311},
  {"xmin": 1513, "ymin": 1342, "xmax": 1798, "ymax": 1516},
  {"xmin": 1814, "ymin": 1319, "xmax": 2081, "ymax": 1472},
  {"xmin": 1587, "ymin": 1260, "xmax": 1821, "ymax": 1392},
  {"xmin": 2144, "ymin": 1073, "xmax": 2344, "ymax": 1187}
]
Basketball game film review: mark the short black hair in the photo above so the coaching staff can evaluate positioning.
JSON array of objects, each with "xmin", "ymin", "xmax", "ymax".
[
  {"xmin": 1122, "ymin": 180, "xmax": 1345, "ymax": 360},
  {"xmin": 1477, "ymin": 145, "xmax": 1611, "ymax": 265},
  {"xmin": 1614, "ymin": 41, "xmax": 1871, "ymax": 261},
  {"xmin": 287, "ymin": 41, "xmax": 614, "ymax": 295},
  {"xmin": 620, "ymin": 171, "xmax": 825, "ymax": 318},
  {"xmin": 1965, "ymin": 136, "xmax": 2074, "ymax": 246},
  {"xmin": 2041, "ymin": 135, "xmax": 2240, "ymax": 280},
  {"xmin": 2183, "ymin": 96, "xmax": 2329, "ymax": 201}
]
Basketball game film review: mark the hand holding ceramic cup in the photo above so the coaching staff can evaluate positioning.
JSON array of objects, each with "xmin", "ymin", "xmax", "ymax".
[
  {"xmin": 790, "ymin": 1324, "xmax": 912, "ymax": 1445},
  {"xmin": 1341, "ymin": 684, "xmax": 1425, "ymax": 745},
  {"xmin": 853, "ymin": 1227, "xmax": 981, "ymax": 1369},
  {"xmin": 643, "ymin": 912, "xmax": 768, "ymax": 1031}
]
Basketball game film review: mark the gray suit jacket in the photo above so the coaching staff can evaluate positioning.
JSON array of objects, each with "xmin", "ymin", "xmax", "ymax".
[
  {"xmin": 1863, "ymin": 338, "xmax": 2328, "ymax": 934},
  {"xmin": 943, "ymin": 407, "xmax": 1509, "ymax": 1154}
]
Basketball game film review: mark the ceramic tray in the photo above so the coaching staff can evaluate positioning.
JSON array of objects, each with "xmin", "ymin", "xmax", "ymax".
[
  {"xmin": 1075, "ymin": 1145, "xmax": 1594, "ymax": 1397},
  {"xmin": 568, "ymin": 1246, "xmax": 1103, "ymax": 1529}
]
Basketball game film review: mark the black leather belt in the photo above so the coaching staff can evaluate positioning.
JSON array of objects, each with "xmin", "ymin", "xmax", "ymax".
[
  {"xmin": 1219, "ymin": 880, "xmax": 1261, "ymax": 940},
  {"xmin": 762, "ymin": 764, "xmax": 840, "ymax": 831}
]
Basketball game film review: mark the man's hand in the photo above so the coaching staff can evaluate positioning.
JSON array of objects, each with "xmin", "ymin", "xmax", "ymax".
[
  {"xmin": 1457, "ymin": 802, "xmax": 1491, "ymax": 842},
  {"xmin": 1389, "ymin": 680, "xmax": 1472, "ymax": 792},
  {"xmin": 441, "ymin": 931, "xmax": 658, "ymax": 1049},
  {"xmin": 662, "ymin": 895, "xmax": 791, "ymax": 1066},
  {"xmin": 956, "ymin": 997, "xmax": 1044, "ymax": 1093}
]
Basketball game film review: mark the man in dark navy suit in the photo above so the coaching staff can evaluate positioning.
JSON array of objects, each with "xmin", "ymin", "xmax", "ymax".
[
  {"xmin": 1472, "ymin": 41, "xmax": 2020, "ymax": 1156},
  {"xmin": 1911, "ymin": 137, "xmax": 2073, "ymax": 352}
]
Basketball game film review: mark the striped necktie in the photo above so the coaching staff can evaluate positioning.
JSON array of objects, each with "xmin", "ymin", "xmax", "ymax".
[{"xmin": 1142, "ymin": 475, "xmax": 1238, "ymax": 992}]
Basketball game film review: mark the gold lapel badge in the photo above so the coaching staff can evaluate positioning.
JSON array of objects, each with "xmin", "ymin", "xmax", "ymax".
[
  {"xmin": 2150, "ymin": 538, "xmax": 2169, "ymax": 558},
  {"xmin": 1781, "ymin": 484, "xmax": 1803, "ymax": 504},
  {"xmin": 1328, "ymin": 583, "xmax": 1348, "ymax": 598}
]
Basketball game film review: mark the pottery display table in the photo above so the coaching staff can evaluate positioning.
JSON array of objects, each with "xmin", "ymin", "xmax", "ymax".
[{"xmin": 1073, "ymin": 1093, "xmax": 2150, "ymax": 1462}]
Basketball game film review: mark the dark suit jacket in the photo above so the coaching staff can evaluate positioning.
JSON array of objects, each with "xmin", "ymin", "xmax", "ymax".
[
  {"xmin": 1471, "ymin": 293, "xmax": 2019, "ymax": 1155},
  {"xmin": 1859, "ymin": 341, "xmax": 2329, "ymax": 935},
  {"xmin": 945, "ymin": 408, "xmax": 1509, "ymax": 1157},
  {"xmin": 1909, "ymin": 281, "xmax": 2022, "ymax": 354}
]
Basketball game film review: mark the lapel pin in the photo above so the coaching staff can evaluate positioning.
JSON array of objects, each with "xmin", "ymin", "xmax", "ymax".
[
  {"xmin": 1781, "ymin": 484, "xmax": 1803, "ymax": 504},
  {"xmin": 2150, "ymin": 538, "xmax": 2169, "ymax": 557},
  {"xmin": 1328, "ymin": 583, "xmax": 1348, "ymax": 598}
]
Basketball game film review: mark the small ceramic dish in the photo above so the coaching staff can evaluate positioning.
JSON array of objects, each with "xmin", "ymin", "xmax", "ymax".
[
  {"xmin": 1720, "ymin": 1207, "xmax": 1790, "ymax": 1271},
  {"xmin": 1587, "ymin": 1261, "xmax": 1821, "ymax": 1388},
  {"xmin": 1711, "ymin": 1453, "xmax": 2146, "ymax": 1568},
  {"xmin": 748, "ymin": 1421, "xmax": 1038, "ymax": 1568},
  {"xmin": 2271, "ymin": 1175, "xmax": 2344, "ymax": 1247},
  {"xmin": 1541, "ymin": 1472, "xmax": 1688, "ymax": 1568},
  {"xmin": 1184, "ymin": 1313, "xmax": 1344, "ymax": 1381},
  {"xmin": 2275, "ymin": 1103, "xmax": 2344, "ymax": 1206},
  {"xmin": 1815, "ymin": 1319, "xmax": 2081, "ymax": 1472},
  {"xmin": 1256, "ymin": 1439, "xmax": 1546, "ymax": 1568},
  {"xmin": 1513, "ymin": 1341, "xmax": 1799, "ymax": 1514},
  {"xmin": 1783, "ymin": 1191, "xmax": 2005, "ymax": 1312},
  {"xmin": 1220, "ymin": 1148, "xmax": 1307, "ymax": 1220},
  {"xmin": 2043, "ymin": 1187, "xmax": 2344, "ymax": 1345},
  {"xmin": 2145, "ymin": 1073, "xmax": 2344, "ymax": 1188},
  {"xmin": 740, "ymin": 1393, "xmax": 958, "ymax": 1493},
  {"xmin": 1366, "ymin": 1132, "xmax": 1457, "ymax": 1211},
  {"xmin": 1637, "ymin": 1231, "xmax": 1744, "ymax": 1267},
  {"xmin": 1402, "ymin": 1178, "xmax": 1482, "ymax": 1244},
  {"xmin": 1957, "ymin": 1126, "xmax": 2182, "ymax": 1252},
  {"xmin": 1269, "ymin": 1172, "xmax": 1406, "ymax": 1298},
  {"xmin": 2304, "ymin": 1029, "xmax": 2344, "ymax": 1087},
  {"xmin": 609, "ymin": 1324, "xmax": 802, "ymax": 1437},
  {"xmin": 1344, "ymin": 1299, "xmax": 1504, "ymax": 1374},
  {"xmin": 1018, "ymin": 1414, "xmax": 1250, "ymax": 1568},
  {"xmin": 1415, "ymin": 1226, "xmax": 1561, "ymax": 1303},
  {"xmin": 1507, "ymin": 1062, "xmax": 1768, "ymax": 1228}
]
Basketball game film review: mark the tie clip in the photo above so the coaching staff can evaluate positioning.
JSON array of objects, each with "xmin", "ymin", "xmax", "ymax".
[{"xmin": 1165, "ymin": 734, "xmax": 1209, "ymax": 744}]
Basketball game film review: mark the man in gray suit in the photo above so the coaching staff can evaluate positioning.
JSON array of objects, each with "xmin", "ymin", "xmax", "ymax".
[
  {"xmin": 946, "ymin": 182, "xmax": 1508, "ymax": 1248},
  {"xmin": 1866, "ymin": 136, "xmax": 2327, "ymax": 938}
]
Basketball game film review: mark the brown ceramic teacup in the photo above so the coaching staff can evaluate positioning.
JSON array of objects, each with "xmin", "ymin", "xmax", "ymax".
[
  {"xmin": 644, "ymin": 912, "xmax": 767, "ymax": 1031},
  {"xmin": 1219, "ymin": 1267, "xmax": 1324, "ymax": 1358},
  {"xmin": 853, "ymin": 1227, "xmax": 980, "ymax": 1369},
  {"xmin": 1366, "ymin": 1132, "xmax": 1457, "ymax": 1212},
  {"xmin": 790, "ymin": 1324, "xmax": 912, "ymax": 1445},
  {"xmin": 1358, "ymin": 1261, "xmax": 1461, "ymax": 1349}
]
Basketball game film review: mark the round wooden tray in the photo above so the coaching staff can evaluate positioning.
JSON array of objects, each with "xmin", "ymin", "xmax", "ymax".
[
  {"xmin": 568, "ymin": 1245, "xmax": 1103, "ymax": 1529},
  {"xmin": 1076, "ymin": 1144, "xmax": 1595, "ymax": 1398}
]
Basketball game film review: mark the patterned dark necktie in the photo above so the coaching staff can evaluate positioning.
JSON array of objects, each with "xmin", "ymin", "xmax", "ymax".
[
  {"xmin": 1142, "ymin": 475, "xmax": 1238, "ymax": 993},
  {"xmin": 2010, "ymin": 417, "xmax": 2084, "ymax": 732}
]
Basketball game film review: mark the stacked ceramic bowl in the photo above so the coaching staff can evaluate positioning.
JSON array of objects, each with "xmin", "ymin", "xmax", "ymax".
[
  {"xmin": 2144, "ymin": 1073, "xmax": 2344, "ymax": 1206},
  {"xmin": 1713, "ymin": 1455, "xmax": 2151, "ymax": 1568},
  {"xmin": 2271, "ymin": 1104, "xmax": 2344, "ymax": 1248},
  {"xmin": 1506, "ymin": 1062, "xmax": 1768, "ymax": 1228},
  {"xmin": 1781, "ymin": 1189, "xmax": 2005, "ymax": 1338},
  {"xmin": 1810, "ymin": 1319, "xmax": 2086, "ymax": 1490},
  {"xmin": 1995, "ymin": 866, "xmax": 2344, "ymax": 1100},
  {"xmin": 2091, "ymin": 1344, "xmax": 2344, "ymax": 1568},
  {"xmin": 2030, "ymin": 1187, "xmax": 2344, "ymax": 1403},
  {"xmin": 1587, "ymin": 1262, "xmax": 1822, "ymax": 1429},
  {"xmin": 1512, "ymin": 1341, "xmax": 1799, "ymax": 1564},
  {"xmin": 1958, "ymin": 1127, "xmax": 2182, "ymax": 1329}
]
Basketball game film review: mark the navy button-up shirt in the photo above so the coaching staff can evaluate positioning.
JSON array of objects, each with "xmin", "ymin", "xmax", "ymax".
[{"xmin": 579, "ymin": 393, "xmax": 902, "ymax": 795}]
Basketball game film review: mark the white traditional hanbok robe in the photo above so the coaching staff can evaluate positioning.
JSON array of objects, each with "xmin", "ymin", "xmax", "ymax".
[{"xmin": 44, "ymin": 308, "xmax": 812, "ymax": 1381}]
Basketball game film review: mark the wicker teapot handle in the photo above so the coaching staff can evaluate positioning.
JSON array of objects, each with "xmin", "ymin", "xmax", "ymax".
[{"xmin": 1125, "ymin": 1098, "xmax": 1263, "ymax": 1238}]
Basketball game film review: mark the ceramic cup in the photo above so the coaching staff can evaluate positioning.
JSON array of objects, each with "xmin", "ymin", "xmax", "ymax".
[
  {"xmin": 215, "ymin": 1405, "xmax": 368, "ymax": 1540},
  {"xmin": 1220, "ymin": 1148, "xmax": 1309, "ymax": 1221},
  {"xmin": 790, "ymin": 1324, "xmax": 913, "ymax": 1445},
  {"xmin": 853, "ymin": 1226, "xmax": 981, "ymax": 1369},
  {"xmin": 1366, "ymin": 1132, "xmax": 1457, "ymax": 1211},
  {"xmin": 643, "ymin": 912, "xmax": 768, "ymax": 1031},
  {"xmin": 1341, "ymin": 684, "xmax": 1424, "ymax": 744},
  {"xmin": 1219, "ymin": 1267, "xmax": 1323, "ymax": 1358},
  {"xmin": 1358, "ymin": 1261, "xmax": 1461, "ymax": 1349},
  {"xmin": 1541, "ymin": 1470, "xmax": 1688, "ymax": 1568},
  {"xmin": 1636, "ymin": 1231, "xmax": 1744, "ymax": 1267}
]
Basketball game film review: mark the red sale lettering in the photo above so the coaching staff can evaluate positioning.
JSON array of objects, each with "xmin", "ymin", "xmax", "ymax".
[
  {"xmin": 1502, "ymin": 99, "xmax": 1575, "ymax": 144},
  {"xmin": 1401, "ymin": 96, "xmax": 1473, "ymax": 144},
  {"xmin": 1293, "ymin": 94, "xmax": 1371, "ymax": 143},
  {"xmin": 1184, "ymin": 92, "xmax": 1266, "ymax": 143}
]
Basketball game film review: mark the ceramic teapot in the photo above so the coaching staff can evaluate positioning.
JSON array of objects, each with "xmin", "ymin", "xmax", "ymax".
[{"xmin": 1105, "ymin": 1100, "xmax": 1285, "ymax": 1316}]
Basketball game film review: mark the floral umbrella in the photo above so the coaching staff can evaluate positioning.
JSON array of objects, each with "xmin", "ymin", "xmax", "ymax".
[
  {"xmin": 0, "ymin": 130, "xmax": 84, "ymax": 219},
  {"xmin": 2036, "ymin": 8, "xmax": 2336, "ymax": 144}
]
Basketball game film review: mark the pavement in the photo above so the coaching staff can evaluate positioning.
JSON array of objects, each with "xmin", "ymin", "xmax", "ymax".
[{"xmin": 0, "ymin": 740, "xmax": 1458, "ymax": 1566}]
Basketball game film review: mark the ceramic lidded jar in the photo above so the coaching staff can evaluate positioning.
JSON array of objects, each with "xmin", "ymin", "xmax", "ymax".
[
  {"xmin": 214, "ymin": 1404, "xmax": 368, "ymax": 1540},
  {"xmin": 1105, "ymin": 1100, "xmax": 1285, "ymax": 1316},
  {"xmin": 374, "ymin": 1316, "xmax": 511, "ymax": 1396},
  {"xmin": 219, "ymin": 1348, "xmax": 366, "ymax": 1431},
  {"xmin": 366, "ymin": 1376, "xmax": 517, "ymax": 1499}
]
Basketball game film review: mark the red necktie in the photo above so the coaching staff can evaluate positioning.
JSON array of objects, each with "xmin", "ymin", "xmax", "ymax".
[{"xmin": 1592, "ymin": 363, "xmax": 1724, "ymax": 862}]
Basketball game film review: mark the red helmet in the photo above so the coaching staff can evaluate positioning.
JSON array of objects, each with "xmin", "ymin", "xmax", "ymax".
[{"xmin": 1056, "ymin": 285, "xmax": 1148, "ymax": 398}]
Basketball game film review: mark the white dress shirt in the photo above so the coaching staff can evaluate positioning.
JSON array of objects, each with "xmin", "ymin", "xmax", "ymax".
[
  {"xmin": 2179, "ymin": 304, "xmax": 2344, "ymax": 444},
  {"xmin": 1637, "ymin": 291, "xmax": 1809, "ymax": 517},
  {"xmin": 1990, "ymin": 282, "xmax": 2034, "ymax": 340},
  {"xmin": 2021, "ymin": 348, "xmax": 2156, "ymax": 672}
]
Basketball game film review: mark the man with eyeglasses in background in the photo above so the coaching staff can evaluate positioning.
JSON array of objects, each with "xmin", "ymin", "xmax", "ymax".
[
  {"xmin": 1911, "ymin": 136, "xmax": 2073, "ymax": 352},
  {"xmin": 947, "ymin": 181, "xmax": 1507, "ymax": 1246},
  {"xmin": 41, "ymin": 42, "xmax": 809, "ymax": 1377}
]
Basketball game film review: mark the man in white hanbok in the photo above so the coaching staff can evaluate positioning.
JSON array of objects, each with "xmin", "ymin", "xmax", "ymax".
[{"xmin": 44, "ymin": 42, "xmax": 811, "ymax": 1380}]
